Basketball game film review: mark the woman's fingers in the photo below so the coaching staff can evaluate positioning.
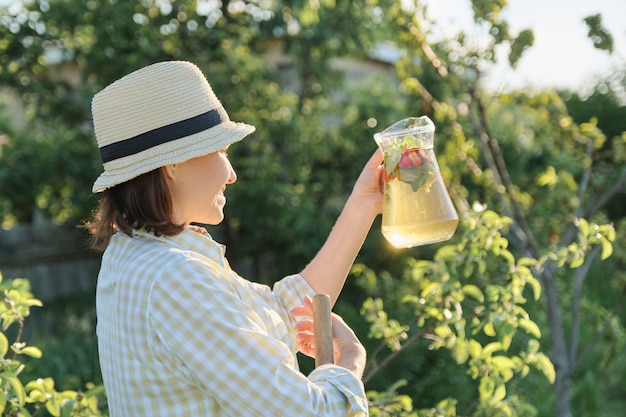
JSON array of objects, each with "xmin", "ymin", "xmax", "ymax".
[
  {"xmin": 289, "ymin": 305, "xmax": 311, "ymax": 317},
  {"xmin": 295, "ymin": 319, "xmax": 315, "ymax": 357},
  {"xmin": 289, "ymin": 295, "xmax": 313, "ymax": 318},
  {"xmin": 291, "ymin": 295, "xmax": 317, "ymax": 357},
  {"xmin": 291, "ymin": 295, "xmax": 364, "ymax": 365}
]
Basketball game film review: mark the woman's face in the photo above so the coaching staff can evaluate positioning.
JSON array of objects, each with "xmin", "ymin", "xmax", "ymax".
[{"xmin": 164, "ymin": 147, "xmax": 237, "ymax": 225}]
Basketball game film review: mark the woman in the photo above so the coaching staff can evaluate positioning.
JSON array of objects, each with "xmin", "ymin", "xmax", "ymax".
[{"xmin": 86, "ymin": 61, "xmax": 384, "ymax": 416}]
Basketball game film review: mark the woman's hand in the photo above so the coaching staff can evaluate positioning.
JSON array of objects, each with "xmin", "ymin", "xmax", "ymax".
[
  {"xmin": 348, "ymin": 148, "xmax": 385, "ymax": 217},
  {"xmin": 290, "ymin": 295, "xmax": 366, "ymax": 378}
]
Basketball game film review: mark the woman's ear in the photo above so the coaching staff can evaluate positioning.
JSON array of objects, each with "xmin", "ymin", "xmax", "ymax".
[{"xmin": 162, "ymin": 164, "xmax": 177, "ymax": 180}]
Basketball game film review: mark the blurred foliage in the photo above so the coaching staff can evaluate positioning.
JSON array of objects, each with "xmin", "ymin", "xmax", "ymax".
[
  {"xmin": 559, "ymin": 67, "xmax": 626, "ymax": 222},
  {"xmin": 354, "ymin": 208, "xmax": 553, "ymax": 416},
  {"xmin": 0, "ymin": 272, "xmax": 105, "ymax": 416},
  {"xmin": 0, "ymin": 0, "xmax": 625, "ymax": 416},
  {"xmin": 583, "ymin": 14, "xmax": 614, "ymax": 54},
  {"xmin": 20, "ymin": 289, "xmax": 101, "ymax": 392}
]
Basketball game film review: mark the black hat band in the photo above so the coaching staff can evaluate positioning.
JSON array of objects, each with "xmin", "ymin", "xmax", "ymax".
[{"xmin": 99, "ymin": 108, "xmax": 224, "ymax": 163}]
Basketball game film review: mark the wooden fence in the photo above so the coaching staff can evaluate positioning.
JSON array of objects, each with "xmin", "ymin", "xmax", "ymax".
[{"xmin": 0, "ymin": 222, "xmax": 101, "ymax": 302}]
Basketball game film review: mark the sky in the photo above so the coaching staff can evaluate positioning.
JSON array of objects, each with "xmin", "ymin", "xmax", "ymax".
[{"xmin": 423, "ymin": 0, "xmax": 626, "ymax": 93}]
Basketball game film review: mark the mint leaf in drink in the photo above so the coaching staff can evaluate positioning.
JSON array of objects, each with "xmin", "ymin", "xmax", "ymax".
[{"xmin": 384, "ymin": 148, "xmax": 437, "ymax": 192}]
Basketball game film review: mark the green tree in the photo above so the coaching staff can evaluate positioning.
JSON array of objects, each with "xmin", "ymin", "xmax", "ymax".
[
  {"xmin": 0, "ymin": 0, "xmax": 393, "ymax": 276},
  {"xmin": 378, "ymin": 2, "xmax": 625, "ymax": 416},
  {"xmin": 355, "ymin": 208, "xmax": 554, "ymax": 416},
  {"xmin": 1, "ymin": 1, "xmax": 625, "ymax": 416}
]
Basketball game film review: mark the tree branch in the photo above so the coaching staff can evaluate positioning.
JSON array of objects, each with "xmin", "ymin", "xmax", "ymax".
[
  {"xmin": 575, "ymin": 303, "xmax": 624, "ymax": 369},
  {"xmin": 363, "ymin": 320, "xmax": 435, "ymax": 385},
  {"xmin": 575, "ymin": 137, "xmax": 594, "ymax": 218},
  {"xmin": 584, "ymin": 166, "xmax": 626, "ymax": 218},
  {"xmin": 538, "ymin": 261, "xmax": 573, "ymax": 417},
  {"xmin": 408, "ymin": 19, "xmax": 541, "ymax": 259},
  {"xmin": 467, "ymin": 86, "xmax": 541, "ymax": 258},
  {"xmin": 568, "ymin": 245, "xmax": 601, "ymax": 368}
]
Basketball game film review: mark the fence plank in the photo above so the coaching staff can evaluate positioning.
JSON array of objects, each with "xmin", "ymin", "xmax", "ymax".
[{"xmin": 0, "ymin": 223, "xmax": 101, "ymax": 301}]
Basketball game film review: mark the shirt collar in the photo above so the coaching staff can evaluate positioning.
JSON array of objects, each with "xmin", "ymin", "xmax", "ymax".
[{"xmin": 132, "ymin": 225, "xmax": 228, "ymax": 267}]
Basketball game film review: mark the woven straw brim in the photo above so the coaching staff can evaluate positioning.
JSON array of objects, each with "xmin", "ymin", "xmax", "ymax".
[{"xmin": 92, "ymin": 121, "xmax": 254, "ymax": 193}]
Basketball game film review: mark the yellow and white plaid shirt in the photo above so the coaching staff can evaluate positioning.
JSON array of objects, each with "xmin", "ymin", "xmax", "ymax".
[{"xmin": 96, "ymin": 226, "xmax": 368, "ymax": 416}]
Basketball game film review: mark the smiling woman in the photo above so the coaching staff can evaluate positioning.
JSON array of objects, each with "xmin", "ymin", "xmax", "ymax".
[
  {"xmin": 163, "ymin": 147, "xmax": 237, "ymax": 226},
  {"xmin": 83, "ymin": 60, "xmax": 384, "ymax": 417},
  {"xmin": 84, "ymin": 61, "xmax": 254, "ymax": 249}
]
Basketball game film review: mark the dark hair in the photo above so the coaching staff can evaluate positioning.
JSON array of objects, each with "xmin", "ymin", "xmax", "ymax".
[{"xmin": 84, "ymin": 168, "xmax": 184, "ymax": 251}]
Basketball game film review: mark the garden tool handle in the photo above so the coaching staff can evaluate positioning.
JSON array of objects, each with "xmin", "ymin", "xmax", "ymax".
[{"xmin": 312, "ymin": 294, "xmax": 334, "ymax": 367}]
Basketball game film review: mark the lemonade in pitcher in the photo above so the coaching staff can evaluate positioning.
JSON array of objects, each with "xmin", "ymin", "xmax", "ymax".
[{"xmin": 374, "ymin": 117, "xmax": 458, "ymax": 248}]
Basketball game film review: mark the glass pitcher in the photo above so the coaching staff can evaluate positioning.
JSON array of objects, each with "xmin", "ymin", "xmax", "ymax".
[{"xmin": 374, "ymin": 116, "xmax": 459, "ymax": 248}]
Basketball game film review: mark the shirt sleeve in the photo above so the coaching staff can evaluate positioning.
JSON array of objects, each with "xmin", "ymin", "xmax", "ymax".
[{"xmin": 146, "ymin": 255, "xmax": 368, "ymax": 417}]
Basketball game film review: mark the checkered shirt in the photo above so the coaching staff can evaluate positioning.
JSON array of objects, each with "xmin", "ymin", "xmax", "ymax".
[{"xmin": 96, "ymin": 226, "xmax": 368, "ymax": 416}]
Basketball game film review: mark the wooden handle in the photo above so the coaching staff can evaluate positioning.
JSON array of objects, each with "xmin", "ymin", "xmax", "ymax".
[{"xmin": 312, "ymin": 294, "xmax": 333, "ymax": 367}]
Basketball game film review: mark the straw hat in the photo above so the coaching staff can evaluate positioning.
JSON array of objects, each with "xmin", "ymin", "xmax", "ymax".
[{"xmin": 91, "ymin": 61, "xmax": 255, "ymax": 193}]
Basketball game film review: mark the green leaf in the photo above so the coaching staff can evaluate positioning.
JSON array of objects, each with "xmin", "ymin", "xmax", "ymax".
[
  {"xmin": 501, "ymin": 249, "xmax": 515, "ymax": 267},
  {"xmin": 600, "ymin": 238, "xmax": 613, "ymax": 260},
  {"xmin": 584, "ymin": 13, "xmax": 614, "ymax": 53},
  {"xmin": 434, "ymin": 245, "xmax": 458, "ymax": 262},
  {"xmin": 535, "ymin": 353, "xmax": 556, "ymax": 383},
  {"xmin": 27, "ymin": 299, "xmax": 43, "ymax": 308},
  {"xmin": 434, "ymin": 325, "xmax": 451, "ymax": 338},
  {"xmin": 527, "ymin": 276, "xmax": 542, "ymax": 301},
  {"xmin": 397, "ymin": 164, "xmax": 434, "ymax": 192},
  {"xmin": 491, "ymin": 383, "xmax": 507, "ymax": 403},
  {"xmin": 462, "ymin": 285, "xmax": 484, "ymax": 303},
  {"xmin": 483, "ymin": 322, "xmax": 496, "ymax": 337},
  {"xmin": 468, "ymin": 339, "xmax": 482, "ymax": 359},
  {"xmin": 536, "ymin": 166, "xmax": 558, "ymax": 188},
  {"xmin": 300, "ymin": 3, "xmax": 320, "ymax": 26},
  {"xmin": 485, "ymin": 286, "xmax": 500, "ymax": 302},
  {"xmin": 421, "ymin": 282, "xmax": 440, "ymax": 298},
  {"xmin": 497, "ymin": 322, "xmax": 517, "ymax": 351},
  {"xmin": 85, "ymin": 395, "xmax": 101, "ymax": 413},
  {"xmin": 576, "ymin": 217, "xmax": 590, "ymax": 237},
  {"xmin": 0, "ymin": 332, "xmax": 8, "ymax": 358},
  {"xmin": 509, "ymin": 28, "xmax": 534, "ymax": 67},
  {"xmin": 25, "ymin": 377, "xmax": 55, "ymax": 392},
  {"xmin": 452, "ymin": 341, "xmax": 469, "ymax": 364},
  {"xmin": 517, "ymin": 257, "xmax": 538, "ymax": 267},
  {"xmin": 20, "ymin": 346, "xmax": 42, "ymax": 358},
  {"xmin": 384, "ymin": 152, "xmax": 401, "ymax": 175},
  {"xmin": 60, "ymin": 400, "xmax": 76, "ymax": 417},
  {"xmin": 1, "ymin": 371, "xmax": 26, "ymax": 406},
  {"xmin": 26, "ymin": 388, "xmax": 47, "ymax": 403},
  {"xmin": 570, "ymin": 254, "xmax": 585, "ymax": 268},
  {"xmin": 603, "ymin": 225, "xmax": 616, "ymax": 242},
  {"xmin": 482, "ymin": 342, "xmax": 502, "ymax": 357},
  {"xmin": 491, "ymin": 356, "xmax": 516, "ymax": 372},
  {"xmin": 518, "ymin": 318, "xmax": 541, "ymax": 338},
  {"xmin": 477, "ymin": 259, "xmax": 487, "ymax": 275},
  {"xmin": 46, "ymin": 396, "xmax": 60, "ymax": 417},
  {"xmin": 478, "ymin": 376, "xmax": 495, "ymax": 401}
]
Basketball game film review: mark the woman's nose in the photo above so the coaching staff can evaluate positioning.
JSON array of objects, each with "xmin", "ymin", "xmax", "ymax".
[{"xmin": 227, "ymin": 164, "xmax": 237, "ymax": 184}]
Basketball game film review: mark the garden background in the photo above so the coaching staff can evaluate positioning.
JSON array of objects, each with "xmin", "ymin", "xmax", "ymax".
[{"xmin": 0, "ymin": 0, "xmax": 625, "ymax": 416}]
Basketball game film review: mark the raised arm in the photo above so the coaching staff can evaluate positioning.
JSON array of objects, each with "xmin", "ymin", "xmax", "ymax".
[{"xmin": 300, "ymin": 149, "xmax": 384, "ymax": 305}]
